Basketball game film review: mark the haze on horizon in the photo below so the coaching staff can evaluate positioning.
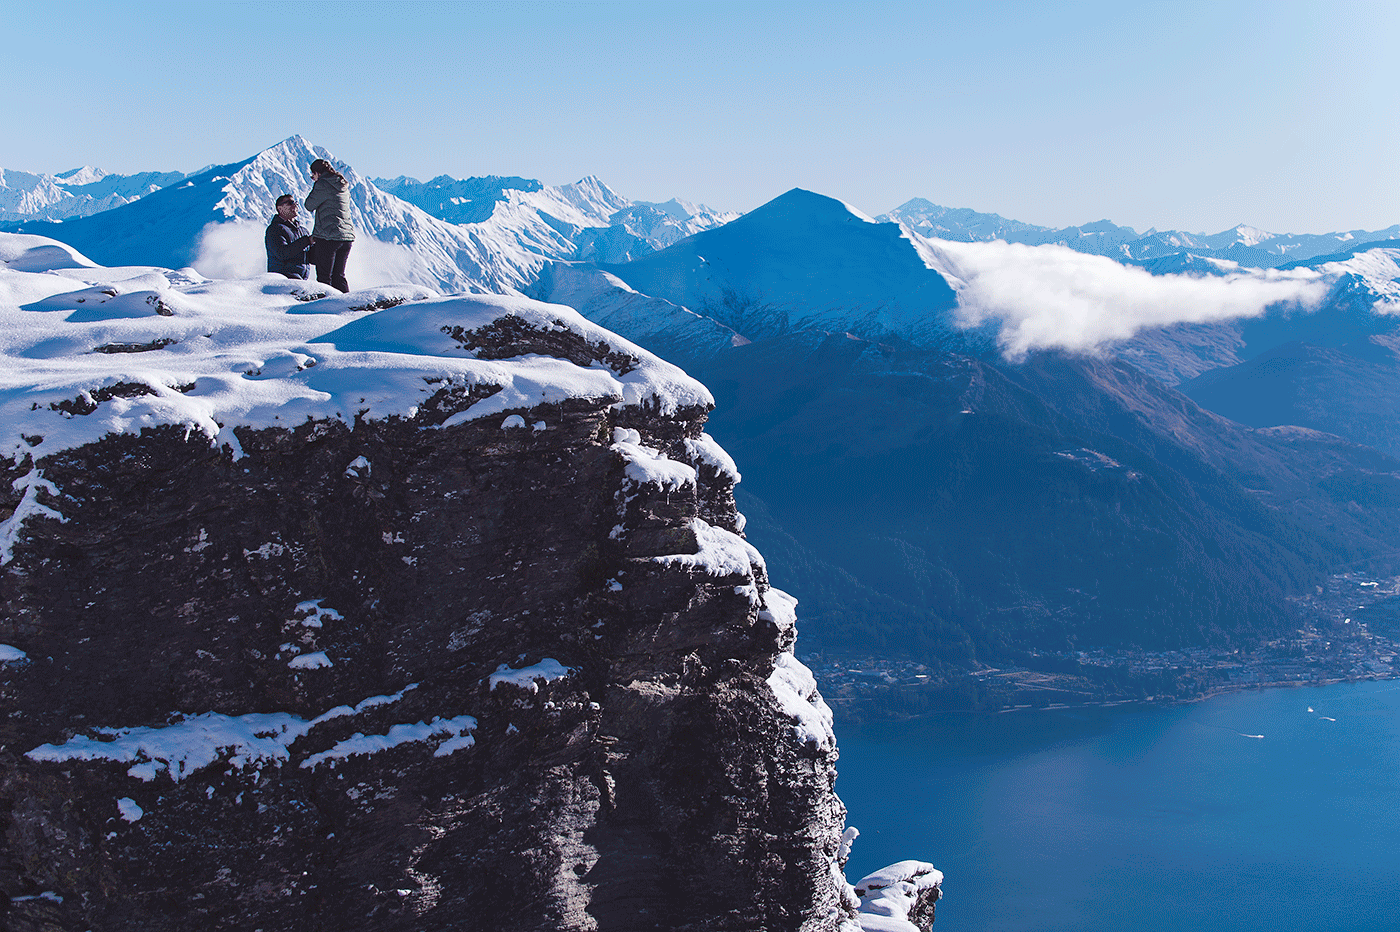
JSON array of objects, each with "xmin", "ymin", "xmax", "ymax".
[{"xmin": 4, "ymin": 0, "xmax": 1399, "ymax": 237}]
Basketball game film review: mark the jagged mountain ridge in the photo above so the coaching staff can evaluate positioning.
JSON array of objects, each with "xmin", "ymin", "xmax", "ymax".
[
  {"xmin": 3, "ymin": 137, "xmax": 590, "ymax": 294},
  {"xmin": 1, "ymin": 138, "xmax": 737, "ymax": 295},
  {"xmin": 379, "ymin": 172, "xmax": 739, "ymax": 264},
  {"xmin": 0, "ymin": 166, "xmax": 187, "ymax": 223},
  {"xmin": 11, "ymin": 141, "xmax": 1400, "ymax": 289},
  {"xmin": 884, "ymin": 197, "xmax": 1400, "ymax": 268},
  {"xmin": 374, "ymin": 173, "xmax": 546, "ymax": 224}
]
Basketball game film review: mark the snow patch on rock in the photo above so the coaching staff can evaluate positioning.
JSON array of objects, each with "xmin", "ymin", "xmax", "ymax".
[
  {"xmin": 852, "ymin": 861, "xmax": 944, "ymax": 932},
  {"xmin": 768, "ymin": 651, "xmax": 836, "ymax": 750},
  {"xmin": 301, "ymin": 715, "xmax": 477, "ymax": 769},
  {"xmin": 613, "ymin": 433, "xmax": 697, "ymax": 492},
  {"xmin": 489, "ymin": 658, "xmax": 574, "ymax": 693},
  {"xmin": 653, "ymin": 517, "xmax": 764, "ymax": 578},
  {"xmin": 0, "ymin": 469, "xmax": 66, "ymax": 565},
  {"xmin": 26, "ymin": 686, "xmax": 418, "ymax": 782}
]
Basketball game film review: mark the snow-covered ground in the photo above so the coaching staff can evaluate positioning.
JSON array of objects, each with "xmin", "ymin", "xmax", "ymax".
[{"xmin": 0, "ymin": 230, "xmax": 710, "ymax": 485}]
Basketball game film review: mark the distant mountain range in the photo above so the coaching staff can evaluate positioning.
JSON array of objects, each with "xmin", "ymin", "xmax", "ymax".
[
  {"xmin": 882, "ymin": 197, "xmax": 1400, "ymax": 269},
  {"xmin": 0, "ymin": 137, "xmax": 736, "ymax": 290},
  {"xmin": 535, "ymin": 192, "xmax": 1400, "ymax": 676},
  {"xmin": 8, "ymin": 142, "xmax": 1400, "ymax": 280},
  {"xmin": 0, "ymin": 165, "xmax": 187, "ymax": 223}
]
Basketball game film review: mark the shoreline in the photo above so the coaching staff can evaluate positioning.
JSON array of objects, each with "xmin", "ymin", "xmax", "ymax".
[{"xmin": 810, "ymin": 570, "xmax": 1400, "ymax": 722}]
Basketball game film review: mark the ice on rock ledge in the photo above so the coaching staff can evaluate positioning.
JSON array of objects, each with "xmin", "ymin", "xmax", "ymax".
[
  {"xmin": 301, "ymin": 715, "xmax": 478, "ymax": 769},
  {"xmin": 760, "ymin": 586, "xmax": 799, "ymax": 641},
  {"xmin": 684, "ymin": 432, "xmax": 741, "ymax": 483},
  {"xmin": 758, "ymin": 587, "xmax": 836, "ymax": 749},
  {"xmin": 1, "ymin": 469, "xmax": 66, "ymax": 566}
]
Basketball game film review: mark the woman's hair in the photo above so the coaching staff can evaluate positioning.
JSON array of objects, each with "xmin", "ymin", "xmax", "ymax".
[{"xmin": 309, "ymin": 158, "xmax": 345, "ymax": 180}]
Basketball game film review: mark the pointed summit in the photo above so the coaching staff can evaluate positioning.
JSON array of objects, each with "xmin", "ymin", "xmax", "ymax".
[
  {"xmin": 55, "ymin": 166, "xmax": 107, "ymax": 186},
  {"xmin": 212, "ymin": 136, "xmax": 341, "ymax": 222},
  {"xmin": 599, "ymin": 187, "xmax": 961, "ymax": 347}
]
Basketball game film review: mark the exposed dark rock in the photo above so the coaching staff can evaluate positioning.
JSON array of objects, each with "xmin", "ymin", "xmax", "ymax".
[{"xmin": 0, "ymin": 317, "xmax": 868, "ymax": 930}]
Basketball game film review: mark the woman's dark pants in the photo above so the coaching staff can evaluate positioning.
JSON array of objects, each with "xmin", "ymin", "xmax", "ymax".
[{"xmin": 313, "ymin": 240, "xmax": 353, "ymax": 293}]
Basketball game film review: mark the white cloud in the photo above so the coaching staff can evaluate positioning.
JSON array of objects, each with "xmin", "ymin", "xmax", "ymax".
[
  {"xmin": 922, "ymin": 237, "xmax": 1333, "ymax": 358},
  {"xmin": 192, "ymin": 221, "xmax": 427, "ymax": 292}
]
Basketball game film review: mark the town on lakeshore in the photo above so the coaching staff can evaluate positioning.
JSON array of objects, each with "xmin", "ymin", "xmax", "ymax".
[{"xmin": 809, "ymin": 572, "xmax": 1400, "ymax": 718}]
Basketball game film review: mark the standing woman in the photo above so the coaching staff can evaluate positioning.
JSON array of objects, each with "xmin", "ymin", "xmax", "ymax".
[{"xmin": 304, "ymin": 158, "xmax": 355, "ymax": 292}]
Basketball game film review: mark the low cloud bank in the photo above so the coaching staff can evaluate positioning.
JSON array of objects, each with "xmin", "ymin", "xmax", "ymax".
[
  {"xmin": 193, "ymin": 222, "xmax": 424, "ymax": 291},
  {"xmin": 923, "ymin": 238, "xmax": 1333, "ymax": 358}
]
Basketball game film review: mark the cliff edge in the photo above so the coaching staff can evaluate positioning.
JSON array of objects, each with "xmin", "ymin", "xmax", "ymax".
[{"xmin": 0, "ymin": 235, "xmax": 937, "ymax": 931}]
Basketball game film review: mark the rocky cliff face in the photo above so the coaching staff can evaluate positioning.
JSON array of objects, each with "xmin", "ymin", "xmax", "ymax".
[{"xmin": 0, "ymin": 235, "xmax": 935, "ymax": 931}]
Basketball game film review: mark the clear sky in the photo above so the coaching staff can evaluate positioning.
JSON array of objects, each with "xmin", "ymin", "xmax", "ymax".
[{"xmin": 4, "ymin": 0, "xmax": 1398, "ymax": 235}]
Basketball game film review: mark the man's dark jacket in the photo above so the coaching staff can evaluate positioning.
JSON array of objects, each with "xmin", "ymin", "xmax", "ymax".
[{"xmin": 265, "ymin": 214, "xmax": 312, "ymax": 279}]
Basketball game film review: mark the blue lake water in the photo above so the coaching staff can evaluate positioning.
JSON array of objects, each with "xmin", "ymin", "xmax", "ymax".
[{"xmin": 835, "ymin": 680, "xmax": 1400, "ymax": 931}]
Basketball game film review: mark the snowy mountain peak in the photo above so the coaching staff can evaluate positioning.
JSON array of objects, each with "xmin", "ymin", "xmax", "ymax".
[
  {"xmin": 596, "ymin": 186, "xmax": 962, "ymax": 347},
  {"xmin": 1232, "ymin": 224, "xmax": 1274, "ymax": 246},
  {"xmin": 519, "ymin": 176, "xmax": 632, "ymax": 229},
  {"xmin": 55, "ymin": 166, "xmax": 107, "ymax": 185},
  {"xmin": 1079, "ymin": 219, "xmax": 1133, "ymax": 235},
  {"xmin": 726, "ymin": 188, "xmax": 879, "ymax": 233},
  {"xmin": 640, "ymin": 198, "xmax": 704, "ymax": 223},
  {"xmin": 1, "ymin": 162, "xmax": 184, "ymax": 223},
  {"xmin": 212, "ymin": 135, "xmax": 334, "ymax": 222},
  {"xmin": 882, "ymin": 199, "xmax": 1046, "ymax": 243}
]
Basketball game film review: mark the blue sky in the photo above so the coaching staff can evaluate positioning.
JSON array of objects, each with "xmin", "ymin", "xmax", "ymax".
[{"xmin": 5, "ymin": 0, "xmax": 1398, "ymax": 234}]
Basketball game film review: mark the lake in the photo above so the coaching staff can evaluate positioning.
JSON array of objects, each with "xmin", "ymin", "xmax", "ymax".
[{"xmin": 835, "ymin": 680, "xmax": 1400, "ymax": 931}]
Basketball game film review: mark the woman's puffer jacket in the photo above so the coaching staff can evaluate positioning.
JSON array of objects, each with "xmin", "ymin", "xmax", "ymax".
[{"xmin": 304, "ymin": 174, "xmax": 356, "ymax": 241}]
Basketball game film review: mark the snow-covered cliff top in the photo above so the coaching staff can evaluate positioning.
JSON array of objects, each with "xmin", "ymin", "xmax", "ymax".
[{"xmin": 0, "ymin": 233, "xmax": 712, "ymax": 465}]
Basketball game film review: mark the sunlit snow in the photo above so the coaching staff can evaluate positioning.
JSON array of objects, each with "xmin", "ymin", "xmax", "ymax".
[{"xmin": 0, "ymin": 232, "xmax": 710, "ymax": 469}]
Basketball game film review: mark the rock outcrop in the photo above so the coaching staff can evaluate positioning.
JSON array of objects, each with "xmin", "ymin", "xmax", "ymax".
[{"xmin": 0, "ymin": 236, "xmax": 934, "ymax": 931}]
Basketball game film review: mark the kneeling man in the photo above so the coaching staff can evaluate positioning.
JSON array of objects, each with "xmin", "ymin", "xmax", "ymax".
[{"xmin": 265, "ymin": 194, "xmax": 312, "ymax": 279}]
